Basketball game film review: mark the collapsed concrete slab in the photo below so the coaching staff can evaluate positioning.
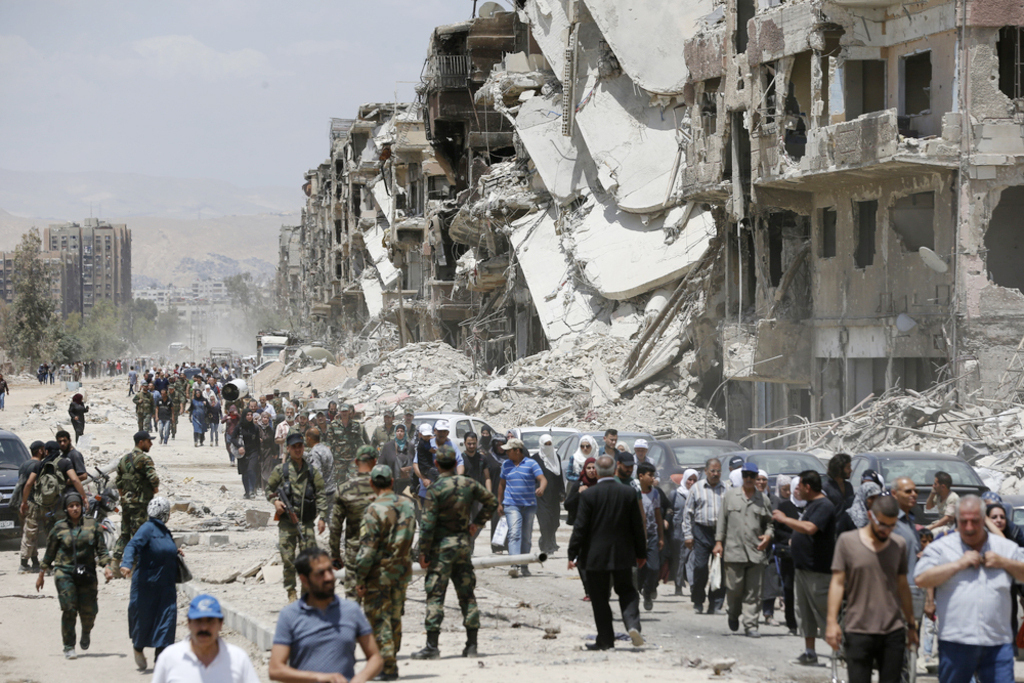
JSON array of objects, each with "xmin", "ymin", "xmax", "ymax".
[
  {"xmin": 582, "ymin": 0, "xmax": 715, "ymax": 95},
  {"xmin": 514, "ymin": 93, "xmax": 597, "ymax": 205},
  {"xmin": 509, "ymin": 209, "xmax": 600, "ymax": 342},
  {"xmin": 569, "ymin": 199, "xmax": 715, "ymax": 300},
  {"xmin": 362, "ymin": 222, "xmax": 399, "ymax": 289}
]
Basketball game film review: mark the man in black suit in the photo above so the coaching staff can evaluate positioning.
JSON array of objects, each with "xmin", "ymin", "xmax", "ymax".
[{"xmin": 568, "ymin": 454, "xmax": 647, "ymax": 650}]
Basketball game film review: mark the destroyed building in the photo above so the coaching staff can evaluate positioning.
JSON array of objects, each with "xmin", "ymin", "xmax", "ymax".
[{"xmin": 280, "ymin": 0, "xmax": 1024, "ymax": 443}]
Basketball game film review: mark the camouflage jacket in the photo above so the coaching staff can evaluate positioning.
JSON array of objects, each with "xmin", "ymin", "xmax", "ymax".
[
  {"xmin": 42, "ymin": 517, "xmax": 112, "ymax": 572},
  {"xmin": 266, "ymin": 458, "xmax": 328, "ymax": 523},
  {"xmin": 371, "ymin": 424, "xmax": 396, "ymax": 450},
  {"xmin": 353, "ymin": 492, "xmax": 416, "ymax": 587},
  {"xmin": 327, "ymin": 419, "xmax": 369, "ymax": 462},
  {"xmin": 329, "ymin": 472, "xmax": 376, "ymax": 560},
  {"xmin": 417, "ymin": 474, "xmax": 497, "ymax": 557},
  {"xmin": 304, "ymin": 443, "xmax": 335, "ymax": 494},
  {"xmin": 271, "ymin": 397, "xmax": 285, "ymax": 415},
  {"xmin": 133, "ymin": 391, "xmax": 154, "ymax": 414},
  {"xmin": 115, "ymin": 447, "xmax": 159, "ymax": 504},
  {"xmin": 173, "ymin": 378, "xmax": 188, "ymax": 404}
]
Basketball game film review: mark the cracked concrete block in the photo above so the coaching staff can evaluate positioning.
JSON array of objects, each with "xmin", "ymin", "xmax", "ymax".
[
  {"xmin": 208, "ymin": 534, "xmax": 230, "ymax": 547},
  {"xmin": 245, "ymin": 509, "xmax": 271, "ymax": 528}
]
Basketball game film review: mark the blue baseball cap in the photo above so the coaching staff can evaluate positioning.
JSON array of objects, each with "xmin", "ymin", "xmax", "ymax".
[
  {"xmin": 740, "ymin": 462, "xmax": 759, "ymax": 474},
  {"xmin": 188, "ymin": 594, "xmax": 224, "ymax": 620}
]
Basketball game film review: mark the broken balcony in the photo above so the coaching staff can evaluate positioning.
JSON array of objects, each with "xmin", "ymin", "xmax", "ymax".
[{"xmin": 754, "ymin": 109, "xmax": 959, "ymax": 191}]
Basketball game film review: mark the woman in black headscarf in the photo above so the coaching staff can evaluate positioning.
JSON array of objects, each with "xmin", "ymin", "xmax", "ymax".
[
  {"xmin": 68, "ymin": 394, "xmax": 89, "ymax": 444},
  {"xmin": 236, "ymin": 409, "xmax": 261, "ymax": 499}
]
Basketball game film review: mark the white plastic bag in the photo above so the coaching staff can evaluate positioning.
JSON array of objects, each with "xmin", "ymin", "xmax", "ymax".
[
  {"xmin": 708, "ymin": 554, "xmax": 722, "ymax": 592},
  {"xmin": 492, "ymin": 517, "xmax": 509, "ymax": 546}
]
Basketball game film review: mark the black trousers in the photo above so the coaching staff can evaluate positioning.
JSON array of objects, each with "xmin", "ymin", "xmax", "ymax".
[
  {"xmin": 690, "ymin": 523, "xmax": 724, "ymax": 609},
  {"xmin": 585, "ymin": 568, "xmax": 641, "ymax": 648},
  {"xmin": 778, "ymin": 554, "xmax": 797, "ymax": 629},
  {"xmin": 845, "ymin": 629, "xmax": 906, "ymax": 683},
  {"xmin": 536, "ymin": 491, "xmax": 561, "ymax": 554}
]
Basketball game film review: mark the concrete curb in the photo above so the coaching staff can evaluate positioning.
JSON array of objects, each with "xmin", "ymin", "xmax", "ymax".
[{"xmin": 179, "ymin": 582, "xmax": 275, "ymax": 651}]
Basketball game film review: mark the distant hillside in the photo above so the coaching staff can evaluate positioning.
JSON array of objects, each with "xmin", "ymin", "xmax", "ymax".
[{"xmin": 0, "ymin": 168, "xmax": 300, "ymax": 220}]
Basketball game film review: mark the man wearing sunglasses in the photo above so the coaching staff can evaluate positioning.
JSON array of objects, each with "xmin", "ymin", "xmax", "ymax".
[{"xmin": 826, "ymin": 495, "xmax": 917, "ymax": 683}]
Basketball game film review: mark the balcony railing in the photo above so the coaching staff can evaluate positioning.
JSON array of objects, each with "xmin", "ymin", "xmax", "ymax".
[{"xmin": 428, "ymin": 54, "xmax": 470, "ymax": 89}]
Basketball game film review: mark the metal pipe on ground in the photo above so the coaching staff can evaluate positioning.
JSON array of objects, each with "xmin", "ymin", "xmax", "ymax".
[{"xmin": 412, "ymin": 552, "xmax": 547, "ymax": 575}]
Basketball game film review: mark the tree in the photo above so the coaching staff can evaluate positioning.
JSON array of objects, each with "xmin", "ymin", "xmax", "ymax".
[
  {"xmin": 119, "ymin": 297, "xmax": 158, "ymax": 349},
  {"xmin": 2, "ymin": 229, "xmax": 58, "ymax": 363},
  {"xmin": 78, "ymin": 299, "xmax": 126, "ymax": 359}
]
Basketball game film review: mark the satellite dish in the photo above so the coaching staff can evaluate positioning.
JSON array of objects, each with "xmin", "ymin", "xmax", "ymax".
[
  {"xmin": 479, "ymin": 1, "xmax": 503, "ymax": 17},
  {"xmin": 919, "ymin": 247, "xmax": 948, "ymax": 274},
  {"xmin": 896, "ymin": 313, "xmax": 918, "ymax": 333}
]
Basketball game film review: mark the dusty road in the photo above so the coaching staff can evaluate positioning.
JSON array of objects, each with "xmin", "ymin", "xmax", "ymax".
[{"xmin": 0, "ymin": 375, "xmax": 997, "ymax": 683}]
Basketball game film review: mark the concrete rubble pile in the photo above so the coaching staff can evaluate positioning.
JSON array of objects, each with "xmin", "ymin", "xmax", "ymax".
[{"xmin": 335, "ymin": 338, "xmax": 724, "ymax": 439}]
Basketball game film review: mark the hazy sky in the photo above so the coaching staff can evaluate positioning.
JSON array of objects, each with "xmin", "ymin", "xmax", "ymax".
[{"xmin": 0, "ymin": 0, "xmax": 484, "ymax": 189}]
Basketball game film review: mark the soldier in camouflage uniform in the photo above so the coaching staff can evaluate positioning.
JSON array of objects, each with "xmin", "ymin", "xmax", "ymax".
[
  {"xmin": 133, "ymin": 384, "xmax": 156, "ymax": 432},
  {"xmin": 271, "ymin": 390, "xmax": 285, "ymax": 420},
  {"xmin": 113, "ymin": 431, "xmax": 160, "ymax": 564},
  {"xmin": 411, "ymin": 445, "xmax": 498, "ymax": 660},
  {"xmin": 327, "ymin": 403, "xmax": 369, "ymax": 487},
  {"xmin": 267, "ymin": 432, "xmax": 327, "ymax": 602},
  {"xmin": 353, "ymin": 464, "xmax": 416, "ymax": 682},
  {"xmin": 371, "ymin": 409, "xmax": 396, "ymax": 451},
  {"xmin": 37, "ymin": 491, "xmax": 115, "ymax": 659},
  {"xmin": 329, "ymin": 445, "xmax": 378, "ymax": 599}
]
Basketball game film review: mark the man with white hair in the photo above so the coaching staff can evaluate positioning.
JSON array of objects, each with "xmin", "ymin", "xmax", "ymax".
[{"xmin": 915, "ymin": 495, "xmax": 1024, "ymax": 683}]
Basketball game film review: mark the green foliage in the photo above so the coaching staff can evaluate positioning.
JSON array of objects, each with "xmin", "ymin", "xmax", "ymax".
[
  {"xmin": 3, "ymin": 229, "xmax": 59, "ymax": 363},
  {"xmin": 77, "ymin": 299, "xmax": 127, "ymax": 359}
]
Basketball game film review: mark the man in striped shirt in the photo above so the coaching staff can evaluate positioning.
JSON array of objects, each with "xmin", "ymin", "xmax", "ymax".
[{"xmin": 683, "ymin": 458, "xmax": 726, "ymax": 615}]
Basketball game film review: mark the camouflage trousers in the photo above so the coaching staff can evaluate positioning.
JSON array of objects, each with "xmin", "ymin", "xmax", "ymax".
[
  {"xmin": 54, "ymin": 569, "xmax": 98, "ymax": 649},
  {"xmin": 136, "ymin": 412, "xmax": 153, "ymax": 432},
  {"xmin": 20, "ymin": 501, "xmax": 46, "ymax": 561},
  {"xmin": 343, "ymin": 543, "xmax": 361, "ymax": 600},
  {"xmin": 363, "ymin": 581, "xmax": 408, "ymax": 675},
  {"xmin": 113, "ymin": 502, "xmax": 148, "ymax": 563},
  {"xmin": 279, "ymin": 521, "xmax": 318, "ymax": 592},
  {"xmin": 333, "ymin": 457, "xmax": 356, "ymax": 488},
  {"xmin": 423, "ymin": 534, "xmax": 479, "ymax": 632}
]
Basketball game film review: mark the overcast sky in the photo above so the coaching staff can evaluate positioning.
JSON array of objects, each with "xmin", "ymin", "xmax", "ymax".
[{"xmin": 0, "ymin": 0, "xmax": 483, "ymax": 189}]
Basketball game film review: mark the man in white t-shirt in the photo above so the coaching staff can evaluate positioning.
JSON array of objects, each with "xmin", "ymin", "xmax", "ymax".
[{"xmin": 152, "ymin": 594, "xmax": 260, "ymax": 683}]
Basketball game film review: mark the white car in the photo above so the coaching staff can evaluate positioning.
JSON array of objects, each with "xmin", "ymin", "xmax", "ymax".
[
  {"xmin": 412, "ymin": 412, "xmax": 503, "ymax": 451},
  {"xmin": 509, "ymin": 427, "xmax": 581, "ymax": 457}
]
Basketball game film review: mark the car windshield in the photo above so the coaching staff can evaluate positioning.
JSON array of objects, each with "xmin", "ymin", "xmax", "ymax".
[
  {"xmin": 874, "ymin": 457, "xmax": 984, "ymax": 487},
  {"xmin": 671, "ymin": 444, "xmax": 740, "ymax": 467},
  {"xmin": 0, "ymin": 437, "xmax": 29, "ymax": 469},
  {"xmin": 747, "ymin": 453, "xmax": 826, "ymax": 476},
  {"xmin": 520, "ymin": 431, "xmax": 576, "ymax": 451}
]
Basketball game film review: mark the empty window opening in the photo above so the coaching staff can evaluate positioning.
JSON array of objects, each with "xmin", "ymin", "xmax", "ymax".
[
  {"xmin": 736, "ymin": 0, "xmax": 754, "ymax": 54},
  {"xmin": 985, "ymin": 186, "xmax": 1024, "ymax": 292},
  {"xmin": 334, "ymin": 220, "xmax": 343, "ymax": 244},
  {"xmin": 998, "ymin": 27, "xmax": 1024, "ymax": 99},
  {"xmin": 785, "ymin": 54, "xmax": 812, "ymax": 159},
  {"xmin": 854, "ymin": 200, "xmax": 877, "ymax": 268},
  {"xmin": 768, "ymin": 217, "xmax": 784, "ymax": 287},
  {"xmin": 731, "ymin": 112, "xmax": 752, "ymax": 181},
  {"xmin": 821, "ymin": 208, "xmax": 837, "ymax": 258},
  {"xmin": 890, "ymin": 192, "xmax": 935, "ymax": 252},
  {"xmin": 844, "ymin": 60, "xmax": 887, "ymax": 119},
  {"xmin": 900, "ymin": 52, "xmax": 931, "ymax": 134},
  {"xmin": 701, "ymin": 79, "xmax": 720, "ymax": 137},
  {"xmin": 762, "ymin": 63, "xmax": 778, "ymax": 127}
]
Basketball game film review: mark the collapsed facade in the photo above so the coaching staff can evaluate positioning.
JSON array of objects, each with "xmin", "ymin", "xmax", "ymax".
[{"xmin": 280, "ymin": 0, "xmax": 1024, "ymax": 442}]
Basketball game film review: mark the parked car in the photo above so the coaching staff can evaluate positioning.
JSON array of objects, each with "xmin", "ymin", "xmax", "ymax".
[
  {"xmin": 644, "ymin": 439, "xmax": 743, "ymax": 493},
  {"xmin": 999, "ymin": 494, "xmax": 1024, "ymax": 529},
  {"xmin": 0, "ymin": 429, "xmax": 31, "ymax": 537},
  {"xmin": 720, "ymin": 449, "xmax": 827, "ymax": 489},
  {"xmin": 555, "ymin": 430, "xmax": 655, "ymax": 483},
  {"xmin": 412, "ymin": 412, "xmax": 502, "ymax": 452},
  {"xmin": 509, "ymin": 427, "xmax": 580, "ymax": 456},
  {"xmin": 850, "ymin": 451, "xmax": 989, "ymax": 522}
]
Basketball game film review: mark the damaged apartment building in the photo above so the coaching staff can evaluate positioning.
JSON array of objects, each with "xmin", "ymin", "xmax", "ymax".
[{"xmin": 281, "ymin": 0, "xmax": 1024, "ymax": 442}]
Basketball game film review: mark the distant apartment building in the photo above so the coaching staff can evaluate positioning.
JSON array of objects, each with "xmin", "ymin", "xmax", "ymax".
[
  {"xmin": 0, "ymin": 248, "xmax": 81, "ymax": 318},
  {"xmin": 45, "ymin": 218, "xmax": 132, "ymax": 316}
]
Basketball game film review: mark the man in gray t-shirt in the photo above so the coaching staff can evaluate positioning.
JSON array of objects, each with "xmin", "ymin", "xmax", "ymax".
[
  {"xmin": 915, "ymin": 495, "xmax": 1024, "ymax": 683},
  {"xmin": 270, "ymin": 548, "xmax": 382, "ymax": 681}
]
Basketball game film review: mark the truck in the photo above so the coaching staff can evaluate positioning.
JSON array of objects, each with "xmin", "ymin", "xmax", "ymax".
[{"xmin": 256, "ymin": 331, "xmax": 297, "ymax": 367}]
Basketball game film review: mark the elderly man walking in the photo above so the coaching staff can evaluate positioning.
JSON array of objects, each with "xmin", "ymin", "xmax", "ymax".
[
  {"xmin": 915, "ymin": 495, "xmax": 1024, "ymax": 683},
  {"xmin": 683, "ymin": 458, "xmax": 726, "ymax": 614},
  {"xmin": 713, "ymin": 462, "xmax": 773, "ymax": 637}
]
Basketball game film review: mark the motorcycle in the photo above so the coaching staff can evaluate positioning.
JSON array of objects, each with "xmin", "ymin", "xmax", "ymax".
[{"xmin": 86, "ymin": 466, "xmax": 120, "ymax": 552}]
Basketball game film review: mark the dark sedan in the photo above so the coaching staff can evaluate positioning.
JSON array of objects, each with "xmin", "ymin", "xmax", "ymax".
[
  {"xmin": 644, "ymin": 439, "xmax": 742, "ymax": 493},
  {"xmin": 850, "ymin": 451, "xmax": 987, "ymax": 522},
  {"xmin": 0, "ymin": 429, "xmax": 31, "ymax": 537},
  {"xmin": 721, "ymin": 450, "xmax": 827, "ymax": 489}
]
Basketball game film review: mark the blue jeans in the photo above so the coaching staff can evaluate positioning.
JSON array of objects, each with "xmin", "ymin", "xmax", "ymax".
[
  {"xmin": 0, "ymin": 392, "xmax": 5, "ymax": 410},
  {"xmin": 938, "ymin": 641, "xmax": 1014, "ymax": 683},
  {"xmin": 158, "ymin": 419, "xmax": 171, "ymax": 444},
  {"xmin": 504, "ymin": 504, "xmax": 536, "ymax": 556}
]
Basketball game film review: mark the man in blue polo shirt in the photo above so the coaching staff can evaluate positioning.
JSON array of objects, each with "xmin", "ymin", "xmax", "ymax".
[
  {"xmin": 497, "ymin": 438, "xmax": 547, "ymax": 578},
  {"xmin": 270, "ymin": 548, "xmax": 383, "ymax": 683}
]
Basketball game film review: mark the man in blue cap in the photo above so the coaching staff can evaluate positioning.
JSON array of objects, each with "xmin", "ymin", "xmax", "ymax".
[
  {"xmin": 151, "ymin": 594, "xmax": 260, "ymax": 682},
  {"xmin": 714, "ymin": 462, "xmax": 774, "ymax": 637}
]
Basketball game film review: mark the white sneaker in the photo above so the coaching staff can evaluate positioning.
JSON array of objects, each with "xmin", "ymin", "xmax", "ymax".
[{"xmin": 64, "ymin": 647, "xmax": 76, "ymax": 660}]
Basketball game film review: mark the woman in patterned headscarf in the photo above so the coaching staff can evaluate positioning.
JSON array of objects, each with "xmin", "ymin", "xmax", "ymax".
[{"xmin": 120, "ymin": 496, "xmax": 179, "ymax": 671}]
